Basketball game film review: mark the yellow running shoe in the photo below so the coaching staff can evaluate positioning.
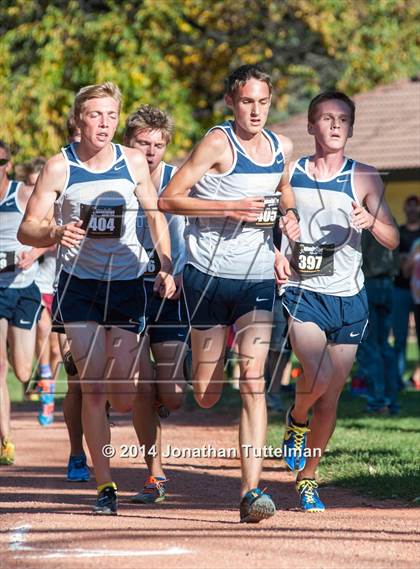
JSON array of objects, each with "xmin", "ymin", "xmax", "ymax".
[{"xmin": 0, "ymin": 438, "xmax": 15, "ymax": 465}]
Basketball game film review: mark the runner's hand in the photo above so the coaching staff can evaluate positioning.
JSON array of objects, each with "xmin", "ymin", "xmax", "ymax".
[
  {"xmin": 226, "ymin": 197, "xmax": 265, "ymax": 222},
  {"xmin": 154, "ymin": 271, "xmax": 176, "ymax": 299},
  {"xmin": 16, "ymin": 250, "xmax": 37, "ymax": 270},
  {"xmin": 351, "ymin": 201, "xmax": 375, "ymax": 230},
  {"xmin": 170, "ymin": 273, "xmax": 183, "ymax": 301},
  {"xmin": 279, "ymin": 211, "xmax": 300, "ymax": 241},
  {"xmin": 51, "ymin": 220, "xmax": 86, "ymax": 248},
  {"xmin": 274, "ymin": 251, "xmax": 291, "ymax": 284}
]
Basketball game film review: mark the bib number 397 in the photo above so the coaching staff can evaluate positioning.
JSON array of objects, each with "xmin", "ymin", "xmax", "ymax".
[
  {"xmin": 80, "ymin": 204, "xmax": 123, "ymax": 238},
  {"xmin": 291, "ymin": 242, "xmax": 335, "ymax": 279}
]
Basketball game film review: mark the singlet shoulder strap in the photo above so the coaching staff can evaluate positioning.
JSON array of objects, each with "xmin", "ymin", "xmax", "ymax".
[
  {"xmin": 207, "ymin": 121, "xmax": 244, "ymax": 154},
  {"xmin": 160, "ymin": 163, "xmax": 176, "ymax": 191}
]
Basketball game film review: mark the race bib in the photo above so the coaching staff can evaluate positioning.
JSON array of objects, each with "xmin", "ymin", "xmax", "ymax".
[
  {"xmin": 143, "ymin": 249, "xmax": 161, "ymax": 277},
  {"xmin": 0, "ymin": 251, "xmax": 16, "ymax": 273},
  {"xmin": 249, "ymin": 195, "xmax": 280, "ymax": 228},
  {"xmin": 291, "ymin": 242, "xmax": 335, "ymax": 279},
  {"xmin": 80, "ymin": 204, "xmax": 123, "ymax": 238}
]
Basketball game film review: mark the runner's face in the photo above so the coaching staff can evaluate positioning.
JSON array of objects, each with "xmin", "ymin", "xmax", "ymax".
[
  {"xmin": 226, "ymin": 79, "xmax": 271, "ymax": 135},
  {"xmin": 129, "ymin": 129, "xmax": 167, "ymax": 173},
  {"xmin": 308, "ymin": 99, "xmax": 353, "ymax": 151},
  {"xmin": 78, "ymin": 97, "xmax": 119, "ymax": 149}
]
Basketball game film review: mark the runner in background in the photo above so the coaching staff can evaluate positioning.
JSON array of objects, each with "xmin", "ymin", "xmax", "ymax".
[
  {"xmin": 0, "ymin": 141, "xmax": 45, "ymax": 464},
  {"xmin": 123, "ymin": 105, "xmax": 187, "ymax": 504},
  {"xmin": 25, "ymin": 157, "xmax": 61, "ymax": 425}
]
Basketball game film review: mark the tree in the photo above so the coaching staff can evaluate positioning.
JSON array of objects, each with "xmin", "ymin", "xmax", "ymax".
[{"xmin": 0, "ymin": 0, "xmax": 418, "ymax": 163}]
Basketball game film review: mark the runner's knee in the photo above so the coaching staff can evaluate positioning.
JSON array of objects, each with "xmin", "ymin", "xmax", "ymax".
[
  {"xmin": 108, "ymin": 393, "xmax": 134, "ymax": 413},
  {"xmin": 13, "ymin": 361, "xmax": 32, "ymax": 383}
]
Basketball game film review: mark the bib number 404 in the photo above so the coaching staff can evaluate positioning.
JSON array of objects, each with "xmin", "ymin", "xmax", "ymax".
[{"xmin": 87, "ymin": 216, "xmax": 115, "ymax": 233}]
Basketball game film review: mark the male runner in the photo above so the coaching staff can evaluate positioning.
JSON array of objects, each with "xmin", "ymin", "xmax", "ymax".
[
  {"xmin": 160, "ymin": 64, "xmax": 300, "ymax": 522},
  {"xmin": 0, "ymin": 141, "xmax": 44, "ymax": 464},
  {"xmin": 18, "ymin": 82, "xmax": 175, "ymax": 515},
  {"xmin": 124, "ymin": 104, "xmax": 187, "ymax": 504},
  {"xmin": 51, "ymin": 113, "xmax": 92, "ymax": 480},
  {"xmin": 25, "ymin": 157, "xmax": 61, "ymax": 426},
  {"xmin": 280, "ymin": 91, "xmax": 399, "ymax": 511}
]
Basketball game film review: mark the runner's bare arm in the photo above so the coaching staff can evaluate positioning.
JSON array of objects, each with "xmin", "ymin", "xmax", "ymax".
[
  {"xmin": 352, "ymin": 164, "xmax": 399, "ymax": 250},
  {"xmin": 277, "ymin": 136, "xmax": 300, "ymax": 240},
  {"xmin": 18, "ymin": 154, "xmax": 86, "ymax": 248},
  {"xmin": 128, "ymin": 148, "xmax": 175, "ymax": 297},
  {"xmin": 158, "ymin": 130, "xmax": 264, "ymax": 221}
]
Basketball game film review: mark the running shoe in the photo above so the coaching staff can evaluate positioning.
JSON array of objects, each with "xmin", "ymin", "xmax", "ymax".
[
  {"xmin": 67, "ymin": 453, "xmax": 90, "ymax": 482},
  {"xmin": 296, "ymin": 479, "xmax": 325, "ymax": 512},
  {"xmin": 282, "ymin": 407, "xmax": 310, "ymax": 471},
  {"xmin": 131, "ymin": 476, "xmax": 167, "ymax": 504},
  {"xmin": 239, "ymin": 488, "xmax": 276, "ymax": 523},
  {"xmin": 93, "ymin": 486, "xmax": 117, "ymax": 515},
  {"xmin": 0, "ymin": 438, "xmax": 15, "ymax": 465},
  {"xmin": 37, "ymin": 379, "xmax": 55, "ymax": 426}
]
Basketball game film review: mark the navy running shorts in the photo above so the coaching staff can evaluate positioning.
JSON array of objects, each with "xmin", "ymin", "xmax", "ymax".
[
  {"xmin": 52, "ymin": 271, "xmax": 147, "ymax": 334},
  {"xmin": 183, "ymin": 264, "xmax": 275, "ymax": 329},
  {"xmin": 282, "ymin": 285, "xmax": 369, "ymax": 344},
  {"xmin": 270, "ymin": 292, "xmax": 292, "ymax": 354},
  {"xmin": 144, "ymin": 280, "xmax": 189, "ymax": 344},
  {"xmin": 0, "ymin": 282, "xmax": 41, "ymax": 330}
]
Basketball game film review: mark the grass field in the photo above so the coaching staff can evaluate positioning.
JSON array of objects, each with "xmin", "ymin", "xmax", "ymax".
[{"xmin": 267, "ymin": 390, "xmax": 420, "ymax": 503}]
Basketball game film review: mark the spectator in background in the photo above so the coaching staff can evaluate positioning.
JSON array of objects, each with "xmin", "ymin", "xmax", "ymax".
[
  {"xmin": 355, "ymin": 230, "xmax": 400, "ymax": 414},
  {"xmin": 392, "ymin": 195, "xmax": 419, "ymax": 384}
]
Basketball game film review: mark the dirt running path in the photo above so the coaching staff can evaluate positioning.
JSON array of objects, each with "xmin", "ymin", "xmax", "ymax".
[{"xmin": 1, "ymin": 404, "xmax": 419, "ymax": 569}]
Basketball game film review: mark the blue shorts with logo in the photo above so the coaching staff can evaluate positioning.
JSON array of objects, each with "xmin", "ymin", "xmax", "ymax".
[
  {"xmin": 0, "ymin": 282, "xmax": 42, "ymax": 330},
  {"xmin": 270, "ymin": 292, "xmax": 292, "ymax": 354},
  {"xmin": 52, "ymin": 271, "xmax": 146, "ymax": 334},
  {"xmin": 282, "ymin": 286, "xmax": 368, "ymax": 344},
  {"xmin": 183, "ymin": 264, "xmax": 275, "ymax": 329},
  {"xmin": 144, "ymin": 280, "xmax": 188, "ymax": 344}
]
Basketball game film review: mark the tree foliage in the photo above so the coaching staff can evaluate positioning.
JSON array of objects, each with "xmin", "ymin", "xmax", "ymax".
[{"xmin": 0, "ymin": 0, "xmax": 418, "ymax": 163}]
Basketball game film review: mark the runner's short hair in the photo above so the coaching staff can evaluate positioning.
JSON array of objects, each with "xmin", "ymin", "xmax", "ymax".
[
  {"xmin": 308, "ymin": 91, "xmax": 356, "ymax": 126},
  {"xmin": 73, "ymin": 82, "xmax": 122, "ymax": 119},
  {"xmin": 123, "ymin": 105, "xmax": 174, "ymax": 145},
  {"xmin": 0, "ymin": 140, "xmax": 11, "ymax": 160},
  {"xmin": 25, "ymin": 157, "xmax": 47, "ymax": 176},
  {"xmin": 225, "ymin": 64, "xmax": 272, "ymax": 98}
]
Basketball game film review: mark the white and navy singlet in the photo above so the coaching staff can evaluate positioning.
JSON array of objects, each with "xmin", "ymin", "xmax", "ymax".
[
  {"xmin": 0, "ymin": 180, "xmax": 38, "ymax": 288},
  {"xmin": 136, "ymin": 162, "xmax": 186, "ymax": 280},
  {"xmin": 185, "ymin": 120, "xmax": 285, "ymax": 280},
  {"xmin": 283, "ymin": 156, "xmax": 364, "ymax": 296},
  {"xmin": 56, "ymin": 143, "xmax": 149, "ymax": 281}
]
